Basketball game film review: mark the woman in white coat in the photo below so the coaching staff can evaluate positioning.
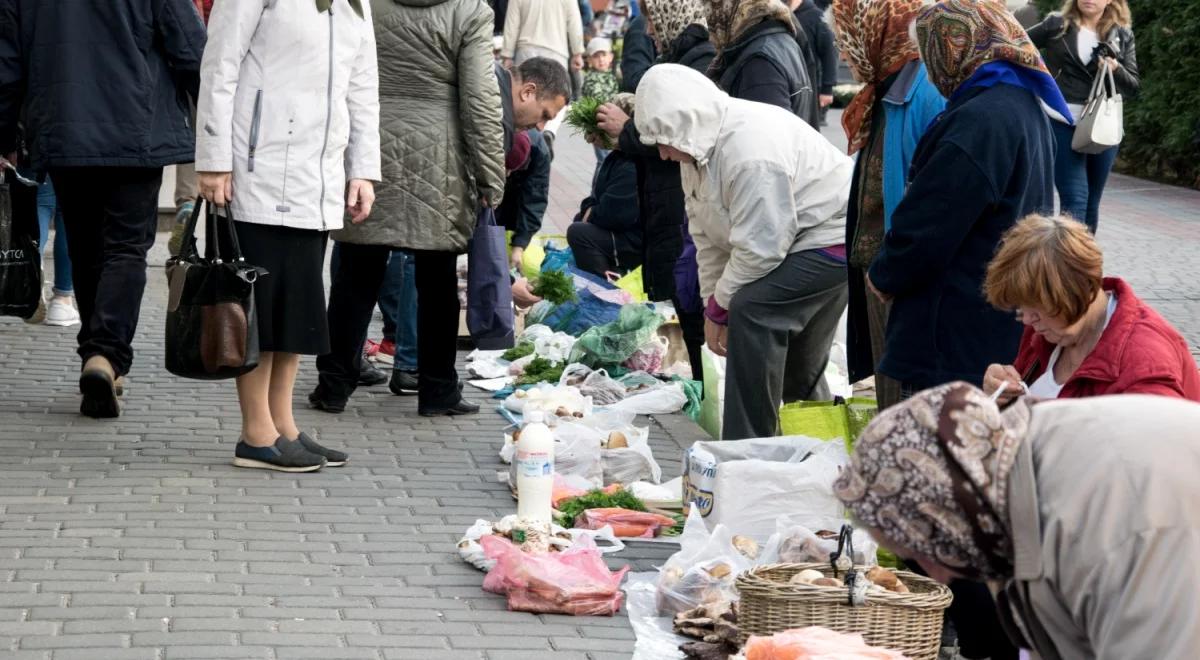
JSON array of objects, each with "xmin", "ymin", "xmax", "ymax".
[{"xmin": 196, "ymin": 0, "xmax": 381, "ymax": 472}]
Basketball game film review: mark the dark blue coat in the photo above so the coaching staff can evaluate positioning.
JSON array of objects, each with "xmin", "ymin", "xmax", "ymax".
[
  {"xmin": 0, "ymin": 0, "xmax": 206, "ymax": 172},
  {"xmin": 497, "ymin": 129, "xmax": 551, "ymax": 249},
  {"xmin": 868, "ymin": 83, "xmax": 1056, "ymax": 389},
  {"xmin": 575, "ymin": 149, "xmax": 639, "ymax": 236}
]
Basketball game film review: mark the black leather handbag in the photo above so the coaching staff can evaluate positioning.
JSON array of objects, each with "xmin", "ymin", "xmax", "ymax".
[
  {"xmin": 165, "ymin": 198, "xmax": 266, "ymax": 380},
  {"xmin": 0, "ymin": 168, "xmax": 44, "ymax": 319}
]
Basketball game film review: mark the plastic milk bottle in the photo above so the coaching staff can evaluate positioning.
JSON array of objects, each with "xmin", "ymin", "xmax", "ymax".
[{"xmin": 515, "ymin": 411, "xmax": 554, "ymax": 523}]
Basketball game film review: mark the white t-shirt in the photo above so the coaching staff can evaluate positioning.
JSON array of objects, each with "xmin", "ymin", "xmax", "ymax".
[
  {"xmin": 1026, "ymin": 292, "xmax": 1118, "ymax": 399},
  {"xmin": 1066, "ymin": 28, "xmax": 1102, "ymax": 120},
  {"xmin": 1078, "ymin": 27, "xmax": 1100, "ymax": 65}
]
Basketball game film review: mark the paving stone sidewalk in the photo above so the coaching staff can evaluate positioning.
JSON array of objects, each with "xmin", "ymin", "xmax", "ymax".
[{"xmin": 2, "ymin": 117, "xmax": 1198, "ymax": 660}]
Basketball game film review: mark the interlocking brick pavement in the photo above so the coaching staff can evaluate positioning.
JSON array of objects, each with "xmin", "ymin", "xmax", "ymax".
[{"xmin": 2, "ymin": 113, "xmax": 1198, "ymax": 659}]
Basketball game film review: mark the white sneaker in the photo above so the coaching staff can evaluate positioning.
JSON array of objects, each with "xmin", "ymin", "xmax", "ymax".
[{"xmin": 45, "ymin": 295, "xmax": 81, "ymax": 327}]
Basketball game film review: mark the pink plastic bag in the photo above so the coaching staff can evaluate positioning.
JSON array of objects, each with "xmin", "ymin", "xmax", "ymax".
[
  {"xmin": 745, "ymin": 626, "xmax": 910, "ymax": 660},
  {"xmin": 574, "ymin": 507, "xmax": 678, "ymax": 538},
  {"xmin": 481, "ymin": 534, "xmax": 630, "ymax": 616}
]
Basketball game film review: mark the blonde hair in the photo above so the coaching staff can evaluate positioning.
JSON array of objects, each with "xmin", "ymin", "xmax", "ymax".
[
  {"xmin": 985, "ymin": 214, "xmax": 1104, "ymax": 324},
  {"xmin": 1061, "ymin": 0, "xmax": 1131, "ymax": 37}
]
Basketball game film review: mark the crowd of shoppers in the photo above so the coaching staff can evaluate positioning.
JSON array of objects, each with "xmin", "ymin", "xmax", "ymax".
[{"xmin": 1, "ymin": 1, "xmax": 1197, "ymax": 656}]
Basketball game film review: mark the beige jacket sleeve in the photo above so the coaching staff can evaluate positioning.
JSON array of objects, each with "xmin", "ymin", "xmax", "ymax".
[
  {"xmin": 194, "ymin": 0, "xmax": 267, "ymax": 172},
  {"xmin": 1083, "ymin": 528, "xmax": 1200, "ymax": 659},
  {"xmin": 565, "ymin": 0, "xmax": 583, "ymax": 56},
  {"xmin": 344, "ymin": 1, "xmax": 381, "ymax": 182},
  {"xmin": 714, "ymin": 160, "xmax": 798, "ymax": 310},
  {"xmin": 459, "ymin": 5, "xmax": 506, "ymax": 206},
  {"xmin": 501, "ymin": 0, "xmax": 522, "ymax": 59}
]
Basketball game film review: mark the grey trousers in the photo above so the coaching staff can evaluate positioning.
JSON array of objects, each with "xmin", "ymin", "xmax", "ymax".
[{"xmin": 722, "ymin": 250, "xmax": 849, "ymax": 440}]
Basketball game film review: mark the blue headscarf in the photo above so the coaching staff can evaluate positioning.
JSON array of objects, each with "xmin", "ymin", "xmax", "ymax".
[{"xmin": 950, "ymin": 61, "xmax": 1074, "ymax": 125}]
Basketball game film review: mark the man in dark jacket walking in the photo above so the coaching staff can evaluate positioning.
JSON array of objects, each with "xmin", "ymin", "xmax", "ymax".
[
  {"xmin": 790, "ymin": 0, "xmax": 837, "ymax": 118},
  {"xmin": 0, "ymin": 0, "xmax": 206, "ymax": 419}
]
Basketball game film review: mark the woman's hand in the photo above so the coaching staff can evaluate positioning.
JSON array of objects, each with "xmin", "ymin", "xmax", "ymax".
[
  {"xmin": 865, "ymin": 272, "xmax": 892, "ymax": 303},
  {"xmin": 346, "ymin": 179, "xmax": 375, "ymax": 224},
  {"xmin": 596, "ymin": 103, "xmax": 630, "ymax": 141},
  {"xmin": 198, "ymin": 172, "xmax": 233, "ymax": 206},
  {"xmin": 983, "ymin": 363, "xmax": 1025, "ymax": 404},
  {"xmin": 1101, "ymin": 56, "xmax": 1119, "ymax": 71},
  {"xmin": 705, "ymin": 318, "xmax": 728, "ymax": 357},
  {"xmin": 512, "ymin": 277, "xmax": 542, "ymax": 309},
  {"xmin": 571, "ymin": 54, "xmax": 584, "ymax": 71},
  {"xmin": 510, "ymin": 246, "xmax": 524, "ymax": 270}
]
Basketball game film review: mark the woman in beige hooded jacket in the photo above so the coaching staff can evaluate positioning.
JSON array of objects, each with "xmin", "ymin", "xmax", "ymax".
[{"xmin": 634, "ymin": 64, "xmax": 852, "ymax": 440}]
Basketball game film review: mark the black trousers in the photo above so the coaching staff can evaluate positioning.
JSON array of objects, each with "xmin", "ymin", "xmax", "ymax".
[
  {"xmin": 50, "ymin": 167, "xmax": 162, "ymax": 376},
  {"xmin": 316, "ymin": 242, "xmax": 392, "ymax": 401},
  {"xmin": 413, "ymin": 249, "xmax": 461, "ymax": 409},
  {"xmin": 674, "ymin": 300, "xmax": 705, "ymax": 383},
  {"xmin": 566, "ymin": 222, "xmax": 642, "ymax": 277}
]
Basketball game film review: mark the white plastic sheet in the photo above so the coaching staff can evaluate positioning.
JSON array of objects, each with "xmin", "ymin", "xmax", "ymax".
[{"xmin": 624, "ymin": 571, "xmax": 687, "ymax": 660}]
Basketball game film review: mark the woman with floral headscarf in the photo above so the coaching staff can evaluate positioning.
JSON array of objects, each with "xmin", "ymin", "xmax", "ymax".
[
  {"xmin": 836, "ymin": 382, "xmax": 1200, "ymax": 659},
  {"xmin": 865, "ymin": 0, "xmax": 1063, "ymax": 398},
  {"xmin": 832, "ymin": 0, "xmax": 945, "ymax": 411}
]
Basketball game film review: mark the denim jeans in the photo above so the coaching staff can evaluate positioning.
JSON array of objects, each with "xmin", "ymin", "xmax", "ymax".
[
  {"xmin": 379, "ymin": 250, "xmax": 418, "ymax": 372},
  {"xmin": 1053, "ymin": 120, "xmax": 1118, "ymax": 233},
  {"xmin": 24, "ymin": 170, "xmax": 73, "ymax": 294}
]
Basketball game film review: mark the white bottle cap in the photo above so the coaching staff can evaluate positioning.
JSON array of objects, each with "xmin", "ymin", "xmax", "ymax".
[{"xmin": 525, "ymin": 410, "xmax": 545, "ymax": 424}]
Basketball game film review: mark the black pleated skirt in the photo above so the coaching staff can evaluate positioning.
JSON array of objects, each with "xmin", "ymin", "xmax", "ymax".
[{"xmin": 222, "ymin": 221, "xmax": 330, "ymax": 356}]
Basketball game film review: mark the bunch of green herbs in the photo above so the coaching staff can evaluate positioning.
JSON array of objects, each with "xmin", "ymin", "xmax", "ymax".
[
  {"xmin": 501, "ymin": 342, "xmax": 535, "ymax": 362},
  {"xmin": 530, "ymin": 269, "xmax": 577, "ymax": 305},
  {"xmin": 516, "ymin": 356, "xmax": 565, "ymax": 385},
  {"xmin": 565, "ymin": 97, "xmax": 614, "ymax": 150},
  {"xmin": 554, "ymin": 487, "xmax": 647, "ymax": 528}
]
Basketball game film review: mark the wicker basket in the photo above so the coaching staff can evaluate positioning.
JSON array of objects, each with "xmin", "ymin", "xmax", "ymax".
[{"xmin": 736, "ymin": 562, "xmax": 953, "ymax": 660}]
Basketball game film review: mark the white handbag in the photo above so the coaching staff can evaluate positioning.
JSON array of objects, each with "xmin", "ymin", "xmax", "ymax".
[{"xmin": 1071, "ymin": 65, "xmax": 1124, "ymax": 154}]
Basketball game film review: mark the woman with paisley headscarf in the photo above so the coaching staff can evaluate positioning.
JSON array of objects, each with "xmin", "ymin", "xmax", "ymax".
[
  {"xmin": 832, "ymin": 0, "xmax": 945, "ymax": 411},
  {"xmin": 865, "ymin": 0, "xmax": 1062, "ymax": 399},
  {"xmin": 835, "ymin": 382, "xmax": 1200, "ymax": 659},
  {"xmin": 594, "ymin": 0, "xmax": 717, "ymax": 380}
]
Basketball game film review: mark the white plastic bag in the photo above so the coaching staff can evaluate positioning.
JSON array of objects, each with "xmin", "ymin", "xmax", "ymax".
[
  {"xmin": 759, "ymin": 514, "xmax": 878, "ymax": 567},
  {"xmin": 655, "ymin": 509, "xmax": 753, "ymax": 616},
  {"xmin": 519, "ymin": 323, "xmax": 554, "ymax": 344},
  {"xmin": 682, "ymin": 437, "xmax": 849, "ymax": 544},
  {"xmin": 607, "ymin": 382, "xmax": 687, "ymax": 415},
  {"xmin": 554, "ymin": 417, "xmax": 661, "ymax": 485},
  {"xmin": 625, "ymin": 571, "xmax": 688, "ymax": 660},
  {"xmin": 534, "ymin": 332, "xmax": 576, "ymax": 363},
  {"xmin": 502, "ymin": 383, "xmax": 593, "ymax": 418},
  {"xmin": 698, "ymin": 345, "xmax": 725, "ymax": 439}
]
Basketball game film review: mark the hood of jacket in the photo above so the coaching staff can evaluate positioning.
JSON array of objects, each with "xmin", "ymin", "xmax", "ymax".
[
  {"xmin": 705, "ymin": 0, "xmax": 795, "ymax": 51},
  {"xmin": 634, "ymin": 64, "xmax": 728, "ymax": 166}
]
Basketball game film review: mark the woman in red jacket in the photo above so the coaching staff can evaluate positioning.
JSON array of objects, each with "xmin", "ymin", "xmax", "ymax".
[{"xmin": 983, "ymin": 214, "xmax": 1199, "ymax": 403}]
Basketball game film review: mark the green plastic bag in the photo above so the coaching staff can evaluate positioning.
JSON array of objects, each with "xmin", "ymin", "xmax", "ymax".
[
  {"xmin": 698, "ymin": 346, "xmax": 724, "ymax": 439},
  {"xmin": 613, "ymin": 266, "xmax": 647, "ymax": 302},
  {"xmin": 568, "ymin": 304, "xmax": 663, "ymax": 368},
  {"xmin": 778, "ymin": 396, "xmax": 878, "ymax": 453}
]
